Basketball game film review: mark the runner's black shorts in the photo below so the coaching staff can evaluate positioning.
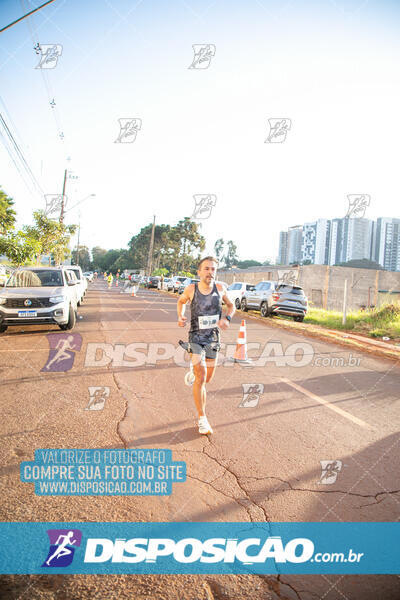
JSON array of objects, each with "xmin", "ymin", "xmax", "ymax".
[{"xmin": 188, "ymin": 331, "xmax": 220, "ymax": 360}]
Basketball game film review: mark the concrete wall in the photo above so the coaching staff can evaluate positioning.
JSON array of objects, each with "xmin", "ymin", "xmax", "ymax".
[{"xmin": 218, "ymin": 265, "xmax": 400, "ymax": 311}]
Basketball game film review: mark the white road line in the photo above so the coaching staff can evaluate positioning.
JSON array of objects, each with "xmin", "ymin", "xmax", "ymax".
[
  {"xmin": 281, "ymin": 377, "xmax": 375, "ymax": 431},
  {"xmin": 160, "ymin": 309, "xmax": 168, "ymax": 314}
]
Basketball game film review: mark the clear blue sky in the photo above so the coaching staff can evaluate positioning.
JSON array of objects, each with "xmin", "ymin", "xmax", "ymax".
[{"xmin": 1, "ymin": 0, "xmax": 400, "ymax": 261}]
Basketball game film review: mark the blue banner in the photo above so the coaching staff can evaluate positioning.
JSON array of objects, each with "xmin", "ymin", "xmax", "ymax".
[{"xmin": 0, "ymin": 522, "xmax": 398, "ymax": 574}]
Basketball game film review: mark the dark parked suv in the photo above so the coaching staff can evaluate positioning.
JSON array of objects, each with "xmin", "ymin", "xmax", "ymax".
[
  {"xmin": 271, "ymin": 284, "xmax": 308, "ymax": 321},
  {"xmin": 146, "ymin": 276, "xmax": 160, "ymax": 289}
]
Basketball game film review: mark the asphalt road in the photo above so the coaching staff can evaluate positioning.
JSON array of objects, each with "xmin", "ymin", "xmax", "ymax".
[{"xmin": 0, "ymin": 279, "xmax": 399, "ymax": 599}]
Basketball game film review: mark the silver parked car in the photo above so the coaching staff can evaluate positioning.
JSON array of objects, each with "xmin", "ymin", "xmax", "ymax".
[
  {"xmin": 171, "ymin": 276, "xmax": 188, "ymax": 293},
  {"xmin": 227, "ymin": 281, "xmax": 255, "ymax": 309},
  {"xmin": 68, "ymin": 265, "xmax": 87, "ymax": 306},
  {"xmin": 0, "ymin": 266, "xmax": 79, "ymax": 333},
  {"xmin": 271, "ymin": 284, "xmax": 308, "ymax": 322},
  {"xmin": 240, "ymin": 281, "xmax": 276, "ymax": 317},
  {"xmin": 178, "ymin": 277, "xmax": 200, "ymax": 294}
]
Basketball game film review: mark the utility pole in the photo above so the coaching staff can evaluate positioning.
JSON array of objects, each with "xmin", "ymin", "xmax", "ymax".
[
  {"xmin": 60, "ymin": 169, "xmax": 67, "ymax": 224},
  {"xmin": 76, "ymin": 213, "xmax": 81, "ymax": 266},
  {"xmin": 147, "ymin": 215, "xmax": 156, "ymax": 276}
]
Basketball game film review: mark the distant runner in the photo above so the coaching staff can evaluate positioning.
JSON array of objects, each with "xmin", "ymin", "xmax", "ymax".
[
  {"xmin": 177, "ymin": 256, "xmax": 235, "ymax": 435},
  {"xmin": 107, "ymin": 273, "xmax": 113, "ymax": 288}
]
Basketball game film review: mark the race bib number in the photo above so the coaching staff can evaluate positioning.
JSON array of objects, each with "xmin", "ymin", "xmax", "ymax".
[{"xmin": 198, "ymin": 314, "xmax": 219, "ymax": 329}]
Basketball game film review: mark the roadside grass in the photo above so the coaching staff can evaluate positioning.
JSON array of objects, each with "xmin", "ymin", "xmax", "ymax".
[{"xmin": 304, "ymin": 304, "xmax": 400, "ymax": 341}]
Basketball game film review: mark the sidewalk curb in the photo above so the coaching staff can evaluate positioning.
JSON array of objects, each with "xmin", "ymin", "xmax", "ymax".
[{"xmin": 156, "ymin": 289, "xmax": 400, "ymax": 362}]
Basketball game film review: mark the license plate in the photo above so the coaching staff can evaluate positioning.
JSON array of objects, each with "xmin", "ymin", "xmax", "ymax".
[{"xmin": 18, "ymin": 310, "xmax": 37, "ymax": 317}]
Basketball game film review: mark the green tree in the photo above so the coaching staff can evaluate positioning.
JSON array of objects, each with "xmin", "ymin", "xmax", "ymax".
[
  {"xmin": 214, "ymin": 238, "xmax": 225, "ymax": 263},
  {"xmin": 110, "ymin": 250, "xmax": 132, "ymax": 272},
  {"xmin": 236, "ymin": 259, "xmax": 262, "ymax": 269},
  {"xmin": 173, "ymin": 218, "xmax": 205, "ymax": 272},
  {"xmin": 0, "ymin": 188, "xmax": 17, "ymax": 235},
  {"xmin": 336, "ymin": 258, "xmax": 384, "ymax": 270},
  {"xmin": 224, "ymin": 240, "xmax": 238, "ymax": 268},
  {"xmin": 91, "ymin": 246, "xmax": 108, "ymax": 270},
  {"xmin": 24, "ymin": 210, "xmax": 77, "ymax": 265},
  {"xmin": 0, "ymin": 231, "xmax": 41, "ymax": 266},
  {"xmin": 153, "ymin": 267, "xmax": 169, "ymax": 276},
  {"xmin": 71, "ymin": 246, "xmax": 91, "ymax": 270}
]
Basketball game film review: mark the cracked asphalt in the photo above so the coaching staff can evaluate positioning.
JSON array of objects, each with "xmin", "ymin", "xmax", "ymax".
[{"xmin": 0, "ymin": 279, "xmax": 399, "ymax": 599}]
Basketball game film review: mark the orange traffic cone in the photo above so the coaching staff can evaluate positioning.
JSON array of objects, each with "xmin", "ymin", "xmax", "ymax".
[
  {"xmin": 234, "ymin": 320, "xmax": 253, "ymax": 365},
  {"xmin": 131, "ymin": 285, "xmax": 135, "ymax": 297}
]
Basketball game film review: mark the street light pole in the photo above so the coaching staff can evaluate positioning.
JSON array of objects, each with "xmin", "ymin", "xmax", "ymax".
[{"xmin": 60, "ymin": 169, "xmax": 67, "ymax": 224}]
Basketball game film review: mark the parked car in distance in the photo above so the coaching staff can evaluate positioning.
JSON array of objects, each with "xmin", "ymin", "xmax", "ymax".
[
  {"xmin": 158, "ymin": 277, "xmax": 171, "ymax": 289},
  {"xmin": 83, "ymin": 271, "xmax": 94, "ymax": 282},
  {"xmin": 271, "ymin": 284, "xmax": 308, "ymax": 321},
  {"xmin": 146, "ymin": 276, "xmax": 160, "ymax": 289},
  {"xmin": 0, "ymin": 266, "xmax": 79, "ymax": 333},
  {"xmin": 227, "ymin": 281, "xmax": 255, "ymax": 309},
  {"xmin": 178, "ymin": 277, "xmax": 200, "ymax": 294},
  {"xmin": 68, "ymin": 265, "xmax": 87, "ymax": 306},
  {"xmin": 170, "ymin": 276, "xmax": 188, "ymax": 293},
  {"xmin": 240, "ymin": 281, "xmax": 276, "ymax": 317}
]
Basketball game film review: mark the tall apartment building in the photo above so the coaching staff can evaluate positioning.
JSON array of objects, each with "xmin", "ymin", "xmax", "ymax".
[
  {"xmin": 288, "ymin": 225, "xmax": 303, "ymax": 264},
  {"xmin": 302, "ymin": 219, "xmax": 331, "ymax": 264},
  {"xmin": 278, "ymin": 231, "xmax": 288, "ymax": 265},
  {"xmin": 280, "ymin": 216, "xmax": 399, "ymax": 270},
  {"xmin": 373, "ymin": 218, "xmax": 400, "ymax": 271}
]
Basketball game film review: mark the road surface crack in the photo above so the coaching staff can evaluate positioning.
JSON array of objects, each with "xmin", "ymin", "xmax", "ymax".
[
  {"xmin": 241, "ymin": 476, "xmax": 400, "ymax": 502},
  {"xmin": 200, "ymin": 445, "xmax": 271, "ymax": 523}
]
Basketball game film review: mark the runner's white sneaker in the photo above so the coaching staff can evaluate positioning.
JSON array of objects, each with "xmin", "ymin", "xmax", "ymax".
[{"xmin": 198, "ymin": 416, "xmax": 213, "ymax": 435}]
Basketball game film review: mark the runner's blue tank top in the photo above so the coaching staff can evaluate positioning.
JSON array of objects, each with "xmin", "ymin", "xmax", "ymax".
[{"xmin": 190, "ymin": 281, "xmax": 222, "ymax": 334}]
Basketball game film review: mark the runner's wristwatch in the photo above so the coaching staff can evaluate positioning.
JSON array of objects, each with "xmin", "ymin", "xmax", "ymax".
[{"xmin": 225, "ymin": 315, "xmax": 231, "ymax": 322}]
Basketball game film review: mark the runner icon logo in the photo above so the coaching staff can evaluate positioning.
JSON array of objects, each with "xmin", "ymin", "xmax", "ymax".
[
  {"xmin": 115, "ymin": 118, "xmax": 142, "ymax": 143},
  {"xmin": 86, "ymin": 386, "xmax": 110, "ymax": 411},
  {"xmin": 35, "ymin": 44, "xmax": 63, "ymax": 69},
  {"xmin": 188, "ymin": 44, "xmax": 216, "ymax": 69},
  {"xmin": 239, "ymin": 383, "xmax": 264, "ymax": 408},
  {"xmin": 265, "ymin": 118, "xmax": 291, "ymax": 143},
  {"xmin": 192, "ymin": 194, "xmax": 217, "ymax": 220},
  {"xmin": 42, "ymin": 529, "xmax": 82, "ymax": 567},
  {"xmin": 44, "ymin": 194, "xmax": 67, "ymax": 217},
  {"xmin": 319, "ymin": 460, "xmax": 342, "ymax": 485},
  {"xmin": 42, "ymin": 333, "xmax": 83, "ymax": 372},
  {"xmin": 346, "ymin": 194, "xmax": 370, "ymax": 218}
]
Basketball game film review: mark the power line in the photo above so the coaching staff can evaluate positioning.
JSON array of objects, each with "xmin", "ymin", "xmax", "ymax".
[
  {"xmin": 21, "ymin": 0, "xmax": 67, "ymax": 145},
  {"xmin": 0, "ymin": 111, "xmax": 44, "ymax": 197},
  {"xmin": 0, "ymin": 0, "xmax": 57, "ymax": 34},
  {"xmin": 0, "ymin": 127, "xmax": 37, "ymax": 197}
]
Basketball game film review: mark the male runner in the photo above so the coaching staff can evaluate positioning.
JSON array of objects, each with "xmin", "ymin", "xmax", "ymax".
[{"xmin": 177, "ymin": 256, "xmax": 235, "ymax": 435}]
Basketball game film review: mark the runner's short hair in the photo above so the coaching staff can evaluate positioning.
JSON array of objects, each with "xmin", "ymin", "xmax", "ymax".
[{"xmin": 198, "ymin": 256, "xmax": 219, "ymax": 269}]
